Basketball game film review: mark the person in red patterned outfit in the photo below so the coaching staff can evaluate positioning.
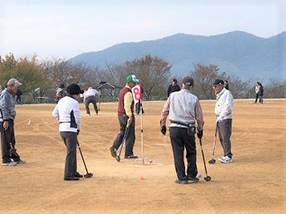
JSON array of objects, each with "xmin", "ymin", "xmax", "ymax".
[{"xmin": 110, "ymin": 75, "xmax": 139, "ymax": 159}]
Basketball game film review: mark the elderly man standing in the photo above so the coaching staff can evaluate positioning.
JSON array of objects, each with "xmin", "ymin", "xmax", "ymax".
[
  {"xmin": 110, "ymin": 74, "xmax": 139, "ymax": 159},
  {"xmin": 160, "ymin": 76, "xmax": 204, "ymax": 184},
  {"xmin": 0, "ymin": 78, "xmax": 25, "ymax": 166},
  {"xmin": 213, "ymin": 79, "xmax": 234, "ymax": 163}
]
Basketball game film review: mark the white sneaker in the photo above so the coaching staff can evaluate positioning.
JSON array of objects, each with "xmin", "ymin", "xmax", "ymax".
[
  {"xmin": 2, "ymin": 161, "xmax": 17, "ymax": 166},
  {"xmin": 218, "ymin": 156, "xmax": 227, "ymax": 162},
  {"xmin": 196, "ymin": 172, "xmax": 201, "ymax": 179},
  {"xmin": 220, "ymin": 156, "xmax": 233, "ymax": 163}
]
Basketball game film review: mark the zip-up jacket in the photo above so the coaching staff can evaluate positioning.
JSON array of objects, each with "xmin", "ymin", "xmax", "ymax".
[
  {"xmin": 215, "ymin": 88, "xmax": 233, "ymax": 120},
  {"xmin": 0, "ymin": 88, "xmax": 16, "ymax": 121},
  {"xmin": 52, "ymin": 96, "xmax": 81, "ymax": 132}
]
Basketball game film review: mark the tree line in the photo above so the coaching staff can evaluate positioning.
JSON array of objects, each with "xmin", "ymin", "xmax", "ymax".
[{"xmin": 0, "ymin": 53, "xmax": 285, "ymax": 103}]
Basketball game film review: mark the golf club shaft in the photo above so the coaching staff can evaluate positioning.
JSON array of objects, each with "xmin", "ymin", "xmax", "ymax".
[
  {"xmin": 77, "ymin": 141, "xmax": 90, "ymax": 174},
  {"xmin": 211, "ymin": 124, "xmax": 218, "ymax": 158},
  {"xmin": 199, "ymin": 139, "xmax": 209, "ymax": 176},
  {"xmin": 117, "ymin": 125, "xmax": 129, "ymax": 159}
]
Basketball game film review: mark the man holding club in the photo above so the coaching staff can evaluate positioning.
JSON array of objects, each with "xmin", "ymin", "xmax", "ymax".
[
  {"xmin": 110, "ymin": 74, "xmax": 139, "ymax": 159},
  {"xmin": 52, "ymin": 83, "xmax": 83, "ymax": 181},
  {"xmin": 160, "ymin": 76, "xmax": 204, "ymax": 184},
  {"xmin": 213, "ymin": 79, "xmax": 234, "ymax": 163}
]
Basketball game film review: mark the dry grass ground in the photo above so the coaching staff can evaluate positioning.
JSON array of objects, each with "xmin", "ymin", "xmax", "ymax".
[{"xmin": 0, "ymin": 99, "xmax": 285, "ymax": 214}]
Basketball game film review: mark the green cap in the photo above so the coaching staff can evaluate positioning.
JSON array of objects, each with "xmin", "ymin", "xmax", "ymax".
[{"xmin": 126, "ymin": 74, "xmax": 139, "ymax": 83}]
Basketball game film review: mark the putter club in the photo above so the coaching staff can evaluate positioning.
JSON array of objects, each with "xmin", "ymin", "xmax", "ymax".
[
  {"xmin": 77, "ymin": 141, "xmax": 93, "ymax": 178},
  {"xmin": 116, "ymin": 125, "xmax": 129, "ymax": 162},
  {"xmin": 209, "ymin": 123, "xmax": 218, "ymax": 164},
  {"xmin": 199, "ymin": 138, "xmax": 211, "ymax": 182}
]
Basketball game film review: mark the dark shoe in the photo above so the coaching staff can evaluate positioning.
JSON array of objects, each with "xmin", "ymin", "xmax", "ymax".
[
  {"xmin": 74, "ymin": 172, "xmax": 83, "ymax": 178},
  {"xmin": 64, "ymin": 176, "xmax": 80, "ymax": 181},
  {"xmin": 2, "ymin": 161, "xmax": 17, "ymax": 166},
  {"xmin": 124, "ymin": 155, "xmax": 138, "ymax": 159},
  {"xmin": 110, "ymin": 147, "xmax": 116, "ymax": 158},
  {"xmin": 175, "ymin": 179, "xmax": 188, "ymax": 184}
]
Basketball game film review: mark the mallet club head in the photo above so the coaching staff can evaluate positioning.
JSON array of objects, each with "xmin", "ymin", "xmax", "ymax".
[
  {"xmin": 116, "ymin": 156, "xmax": 120, "ymax": 162},
  {"xmin": 84, "ymin": 173, "xmax": 93, "ymax": 178},
  {"xmin": 209, "ymin": 159, "xmax": 216, "ymax": 164},
  {"xmin": 204, "ymin": 176, "xmax": 211, "ymax": 182}
]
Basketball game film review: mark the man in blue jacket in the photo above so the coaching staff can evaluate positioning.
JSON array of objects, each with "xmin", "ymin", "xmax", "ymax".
[{"xmin": 0, "ymin": 78, "xmax": 26, "ymax": 166}]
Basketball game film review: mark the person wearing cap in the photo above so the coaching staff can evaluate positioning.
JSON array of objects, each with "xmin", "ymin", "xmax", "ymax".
[
  {"xmin": 213, "ymin": 79, "xmax": 234, "ymax": 163},
  {"xmin": 84, "ymin": 87, "xmax": 101, "ymax": 115},
  {"xmin": 0, "ymin": 78, "xmax": 25, "ymax": 166},
  {"xmin": 52, "ymin": 83, "xmax": 82, "ymax": 181},
  {"xmin": 167, "ymin": 79, "xmax": 180, "ymax": 97},
  {"xmin": 110, "ymin": 74, "xmax": 139, "ymax": 159},
  {"xmin": 160, "ymin": 76, "xmax": 204, "ymax": 184}
]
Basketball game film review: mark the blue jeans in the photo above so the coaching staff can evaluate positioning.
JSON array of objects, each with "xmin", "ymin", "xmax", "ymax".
[{"xmin": 258, "ymin": 95, "xmax": 263, "ymax": 103}]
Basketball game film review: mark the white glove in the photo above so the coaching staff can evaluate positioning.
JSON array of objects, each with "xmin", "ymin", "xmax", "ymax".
[{"xmin": 216, "ymin": 117, "xmax": 223, "ymax": 123}]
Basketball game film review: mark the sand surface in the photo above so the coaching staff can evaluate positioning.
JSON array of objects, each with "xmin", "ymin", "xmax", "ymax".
[{"xmin": 0, "ymin": 99, "xmax": 285, "ymax": 214}]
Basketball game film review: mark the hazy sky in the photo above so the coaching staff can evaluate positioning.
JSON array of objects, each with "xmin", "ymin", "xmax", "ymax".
[{"xmin": 0, "ymin": 0, "xmax": 285, "ymax": 60}]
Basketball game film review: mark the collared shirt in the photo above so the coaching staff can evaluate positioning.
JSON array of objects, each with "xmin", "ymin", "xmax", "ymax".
[
  {"xmin": 160, "ymin": 89, "xmax": 204, "ymax": 130},
  {"xmin": 215, "ymin": 88, "xmax": 233, "ymax": 120},
  {"xmin": 52, "ymin": 96, "xmax": 82, "ymax": 133}
]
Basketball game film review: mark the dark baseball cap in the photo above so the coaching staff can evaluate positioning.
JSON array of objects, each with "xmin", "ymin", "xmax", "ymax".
[
  {"xmin": 213, "ymin": 79, "xmax": 224, "ymax": 86},
  {"xmin": 182, "ymin": 76, "xmax": 194, "ymax": 86},
  {"xmin": 66, "ymin": 83, "xmax": 81, "ymax": 95}
]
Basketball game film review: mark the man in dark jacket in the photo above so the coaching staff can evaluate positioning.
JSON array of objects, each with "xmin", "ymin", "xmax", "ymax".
[
  {"xmin": 0, "ymin": 78, "xmax": 25, "ymax": 166},
  {"xmin": 167, "ymin": 79, "xmax": 180, "ymax": 97}
]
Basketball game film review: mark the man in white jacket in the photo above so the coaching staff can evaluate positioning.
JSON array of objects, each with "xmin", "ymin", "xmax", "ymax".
[
  {"xmin": 213, "ymin": 79, "xmax": 234, "ymax": 163},
  {"xmin": 84, "ymin": 87, "xmax": 101, "ymax": 115},
  {"xmin": 52, "ymin": 83, "xmax": 82, "ymax": 180}
]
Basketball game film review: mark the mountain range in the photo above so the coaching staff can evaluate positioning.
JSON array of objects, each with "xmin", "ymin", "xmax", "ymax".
[{"xmin": 70, "ymin": 31, "xmax": 286, "ymax": 81}]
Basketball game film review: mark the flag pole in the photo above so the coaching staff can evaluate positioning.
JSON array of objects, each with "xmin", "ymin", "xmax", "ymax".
[{"xmin": 140, "ymin": 101, "xmax": 144, "ymax": 164}]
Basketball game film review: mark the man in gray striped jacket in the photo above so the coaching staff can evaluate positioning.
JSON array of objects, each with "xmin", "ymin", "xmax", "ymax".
[{"xmin": 160, "ymin": 76, "xmax": 204, "ymax": 184}]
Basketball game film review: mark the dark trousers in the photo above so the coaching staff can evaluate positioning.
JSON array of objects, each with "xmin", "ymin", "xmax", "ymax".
[
  {"xmin": 255, "ymin": 94, "xmax": 259, "ymax": 103},
  {"xmin": 112, "ymin": 114, "xmax": 135, "ymax": 156},
  {"xmin": 60, "ymin": 132, "xmax": 77, "ymax": 178},
  {"xmin": 85, "ymin": 96, "xmax": 98, "ymax": 114},
  {"xmin": 218, "ymin": 119, "xmax": 233, "ymax": 158},
  {"xmin": 169, "ymin": 127, "xmax": 198, "ymax": 181},
  {"xmin": 0, "ymin": 119, "xmax": 21, "ymax": 163}
]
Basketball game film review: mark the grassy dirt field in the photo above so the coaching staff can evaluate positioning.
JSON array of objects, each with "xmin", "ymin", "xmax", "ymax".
[{"xmin": 0, "ymin": 99, "xmax": 285, "ymax": 214}]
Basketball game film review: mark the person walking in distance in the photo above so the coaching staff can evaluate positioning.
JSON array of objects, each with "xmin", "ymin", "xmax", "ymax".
[
  {"xmin": 213, "ymin": 79, "xmax": 234, "ymax": 163},
  {"xmin": 110, "ymin": 74, "xmax": 139, "ymax": 159},
  {"xmin": 160, "ymin": 76, "xmax": 204, "ymax": 184},
  {"xmin": 55, "ymin": 84, "xmax": 66, "ymax": 103},
  {"xmin": 52, "ymin": 83, "xmax": 83, "ymax": 181},
  {"xmin": 167, "ymin": 79, "xmax": 180, "ymax": 97},
  {"xmin": 15, "ymin": 88, "xmax": 23, "ymax": 104},
  {"xmin": 254, "ymin": 82, "xmax": 260, "ymax": 103},
  {"xmin": 257, "ymin": 82, "xmax": 264, "ymax": 104},
  {"xmin": 84, "ymin": 87, "xmax": 101, "ymax": 115},
  {"xmin": 0, "ymin": 78, "xmax": 26, "ymax": 166}
]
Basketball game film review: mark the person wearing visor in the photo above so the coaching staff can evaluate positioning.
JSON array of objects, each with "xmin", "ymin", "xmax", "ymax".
[{"xmin": 110, "ymin": 74, "xmax": 139, "ymax": 159}]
